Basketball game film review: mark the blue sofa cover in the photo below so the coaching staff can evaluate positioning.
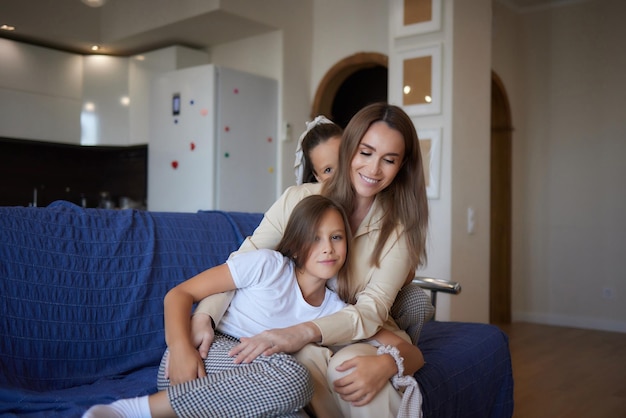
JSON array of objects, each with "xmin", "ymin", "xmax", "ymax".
[{"xmin": 0, "ymin": 201, "xmax": 513, "ymax": 417}]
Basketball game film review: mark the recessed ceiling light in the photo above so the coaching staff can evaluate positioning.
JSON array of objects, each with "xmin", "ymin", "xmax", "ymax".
[
  {"xmin": 81, "ymin": 0, "xmax": 108, "ymax": 7},
  {"xmin": 91, "ymin": 45, "xmax": 101, "ymax": 51},
  {"xmin": 1, "ymin": 24, "xmax": 16, "ymax": 31}
]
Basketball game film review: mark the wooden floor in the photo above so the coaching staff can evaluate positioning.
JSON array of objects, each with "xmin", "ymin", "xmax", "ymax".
[{"xmin": 496, "ymin": 322, "xmax": 626, "ymax": 418}]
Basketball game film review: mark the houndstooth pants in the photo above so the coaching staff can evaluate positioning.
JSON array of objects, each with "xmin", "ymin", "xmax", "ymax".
[
  {"xmin": 390, "ymin": 283, "xmax": 435, "ymax": 345},
  {"xmin": 157, "ymin": 332, "xmax": 312, "ymax": 418}
]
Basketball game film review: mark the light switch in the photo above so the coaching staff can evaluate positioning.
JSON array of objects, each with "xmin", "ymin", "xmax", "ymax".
[
  {"xmin": 282, "ymin": 122, "xmax": 292, "ymax": 142},
  {"xmin": 467, "ymin": 207, "xmax": 475, "ymax": 235}
]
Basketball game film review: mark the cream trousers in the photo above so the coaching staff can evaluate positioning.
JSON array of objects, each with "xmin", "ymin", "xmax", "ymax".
[{"xmin": 294, "ymin": 343, "xmax": 401, "ymax": 418}]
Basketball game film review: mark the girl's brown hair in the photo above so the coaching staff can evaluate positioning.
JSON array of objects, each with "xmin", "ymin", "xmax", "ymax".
[
  {"xmin": 322, "ymin": 102, "xmax": 428, "ymax": 273},
  {"xmin": 275, "ymin": 194, "xmax": 354, "ymax": 303}
]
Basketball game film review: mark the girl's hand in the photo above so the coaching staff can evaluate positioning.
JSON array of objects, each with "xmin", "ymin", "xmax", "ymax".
[
  {"xmin": 190, "ymin": 313, "xmax": 215, "ymax": 359},
  {"xmin": 228, "ymin": 323, "xmax": 320, "ymax": 363},
  {"xmin": 332, "ymin": 354, "xmax": 396, "ymax": 406},
  {"xmin": 166, "ymin": 345, "xmax": 207, "ymax": 385},
  {"xmin": 165, "ymin": 314, "xmax": 215, "ymax": 380}
]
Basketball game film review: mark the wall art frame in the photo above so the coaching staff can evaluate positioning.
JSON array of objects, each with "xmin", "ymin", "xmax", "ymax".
[
  {"xmin": 391, "ymin": 43, "xmax": 442, "ymax": 116},
  {"xmin": 416, "ymin": 126, "xmax": 442, "ymax": 199},
  {"xmin": 391, "ymin": 0, "xmax": 442, "ymax": 38}
]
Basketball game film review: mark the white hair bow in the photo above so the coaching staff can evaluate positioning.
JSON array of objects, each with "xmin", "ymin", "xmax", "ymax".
[{"xmin": 294, "ymin": 115, "xmax": 335, "ymax": 185}]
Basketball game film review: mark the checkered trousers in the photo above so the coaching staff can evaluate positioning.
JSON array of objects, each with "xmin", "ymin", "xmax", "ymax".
[
  {"xmin": 390, "ymin": 283, "xmax": 435, "ymax": 345},
  {"xmin": 157, "ymin": 332, "xmax": 313, "ymax": 418}
]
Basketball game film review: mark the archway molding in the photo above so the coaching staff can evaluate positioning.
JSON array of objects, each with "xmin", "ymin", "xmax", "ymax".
[{"xmin": 311, "ymin": 52, "xmax": 388, "ymax": 119}]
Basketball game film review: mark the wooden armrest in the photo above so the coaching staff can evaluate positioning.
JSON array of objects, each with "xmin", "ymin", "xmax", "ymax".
[{"xmin": 412, "ymin": 276, "xmax": 462, "ymax": 310}]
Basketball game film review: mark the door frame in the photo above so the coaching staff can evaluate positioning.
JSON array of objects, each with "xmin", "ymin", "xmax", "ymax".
[{"xmin": 490, "ymin": 71, "xmax": 513, "ymax": 324}]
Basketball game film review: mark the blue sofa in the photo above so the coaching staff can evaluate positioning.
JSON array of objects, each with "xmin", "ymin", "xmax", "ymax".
[{"xmin": 0, "ymin": 201, "xmax": 513, "ymax": 417}]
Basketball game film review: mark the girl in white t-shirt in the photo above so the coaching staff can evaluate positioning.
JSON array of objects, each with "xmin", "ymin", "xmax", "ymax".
[{"xmin": 83, "ymin": 195, "xmax": 423, "ymax": 418}]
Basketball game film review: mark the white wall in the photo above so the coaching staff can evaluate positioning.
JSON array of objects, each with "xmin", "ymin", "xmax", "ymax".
[
  {"xmin": 311, "ymin": 0, "xmax": 389, "ymax": 94},
  {"xmin": 209, "ymin": 31, "xmax": 282, "ymax": 82},
  {"xmin": 493, "ymin": 0, "xmax": 626, "ymax": 333},
  {"xmin": 448, "ymin": 0, "xmax": 493, "ymax": 322}
]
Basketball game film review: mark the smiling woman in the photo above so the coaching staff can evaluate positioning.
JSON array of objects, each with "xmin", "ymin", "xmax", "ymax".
[
  {"xmin": 190, "ymin": 102, "xmax": 432, "ymax": 417},
  {"xmin": 348, "ymin": 121, "xmax": 405, "ymax": 227}
]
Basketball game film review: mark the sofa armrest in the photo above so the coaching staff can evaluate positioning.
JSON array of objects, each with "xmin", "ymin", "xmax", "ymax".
[
  {"xmin": 416, "ymin": 321, "xmax": 514, "ymax": 417},
  {"xmin": 412, "ymin": 276, "xmax": 462, "ymax": 309}
]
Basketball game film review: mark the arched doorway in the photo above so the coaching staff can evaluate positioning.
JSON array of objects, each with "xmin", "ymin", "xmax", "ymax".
[
  {"xmin": 490, "ymin": 71, "xmax": 513, "ymax": 324},
  {"xmin": 311, "ymin": 52, "xmax": 388, "ymax": 126}
]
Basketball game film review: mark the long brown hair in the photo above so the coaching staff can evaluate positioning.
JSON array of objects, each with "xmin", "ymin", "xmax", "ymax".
[
  {"xmin": 275, "ymin": 195, "xmax": 354, "ymax": 303},
  {"xmin": 322, "ymin": 102, "xmax": 428, "ymax": 272}
]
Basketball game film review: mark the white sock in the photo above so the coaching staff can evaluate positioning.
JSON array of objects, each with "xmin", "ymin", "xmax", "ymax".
[{"xmin": 82, "ymin": 395, "xmax": 151, "ymax": 418}]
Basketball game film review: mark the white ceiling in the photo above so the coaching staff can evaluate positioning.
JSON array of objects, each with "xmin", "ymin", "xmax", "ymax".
[
  {"xmin": 0, "ymin": 0, "xmax": 572, "ymax": 56},
  {"xmin": 0, "ymin": 0, "xmax": 276, "ymax": 56}
]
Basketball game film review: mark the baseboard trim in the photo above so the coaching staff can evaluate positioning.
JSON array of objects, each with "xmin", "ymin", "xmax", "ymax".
[{"xmin": 513, "ymin": 311, "xmax": 626, "ymax": 334}]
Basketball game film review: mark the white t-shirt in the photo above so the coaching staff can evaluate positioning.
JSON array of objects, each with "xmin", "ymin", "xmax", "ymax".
[{"xmin": 218, "ymin": 249, "xmax": 347, "ymax": 339}]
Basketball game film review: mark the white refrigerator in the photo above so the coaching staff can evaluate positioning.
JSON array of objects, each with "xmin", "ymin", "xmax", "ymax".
[{"xmin": 148, "ymin": 65, "xmax": 278, "ymax": 213}]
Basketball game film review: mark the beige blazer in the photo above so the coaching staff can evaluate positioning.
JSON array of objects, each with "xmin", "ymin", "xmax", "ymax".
[{"xmin": 196, "ymin": 183, "xmax": 412, "ymax": 345}]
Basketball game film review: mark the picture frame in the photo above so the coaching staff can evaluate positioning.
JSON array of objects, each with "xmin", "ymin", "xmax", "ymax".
[
  {"xmin": 391, "ymin": 0, "xmax": 442, "ymax": 38},
  {"xmin": 416, "ymin": 127, "xmax": 442, "ymax": 199},
  {"xmin": 391, "ymin": 44, "xmax": 442, "ymax": 116}
]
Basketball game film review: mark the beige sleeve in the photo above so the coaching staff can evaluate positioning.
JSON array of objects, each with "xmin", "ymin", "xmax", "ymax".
[{"xmin": 192, "ymin": 290, "xmax": 234, "ymax": 323}]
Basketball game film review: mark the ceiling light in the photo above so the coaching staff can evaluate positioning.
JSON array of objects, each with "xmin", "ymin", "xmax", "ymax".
[
  {"xmin": 81, "ymin": 0, "xmax": 108, "ymax": 7},
  {"xmin": 1, "ymin": 24, "xmax": 16, "ymax": 31},
  {"xmin": 91, "ymin": 45, "xmax": 101, "ymax": 51}
]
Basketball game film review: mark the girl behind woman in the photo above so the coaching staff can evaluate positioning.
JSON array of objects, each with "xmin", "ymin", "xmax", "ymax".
[{"xmin": 294, "ymin": 115, "xmax": 343, "ymax": 185}]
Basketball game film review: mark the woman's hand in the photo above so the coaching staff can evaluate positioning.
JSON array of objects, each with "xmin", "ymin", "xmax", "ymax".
[
  {"xmin": 166, "ymin": 344, "xmax": 207, "ymax": 385},
  {"xmin": 228, "ymin": 322, "xmax": 321, "ymax": 363},
  {"xmin": 332, "ymin": 354, "xmax": 396, "ymax": 406}
]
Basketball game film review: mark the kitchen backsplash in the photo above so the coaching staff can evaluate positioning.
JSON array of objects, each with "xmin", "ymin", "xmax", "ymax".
[{"xmin": 0, "ymin": 138, "xmax": 147, "ymax": 209}]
